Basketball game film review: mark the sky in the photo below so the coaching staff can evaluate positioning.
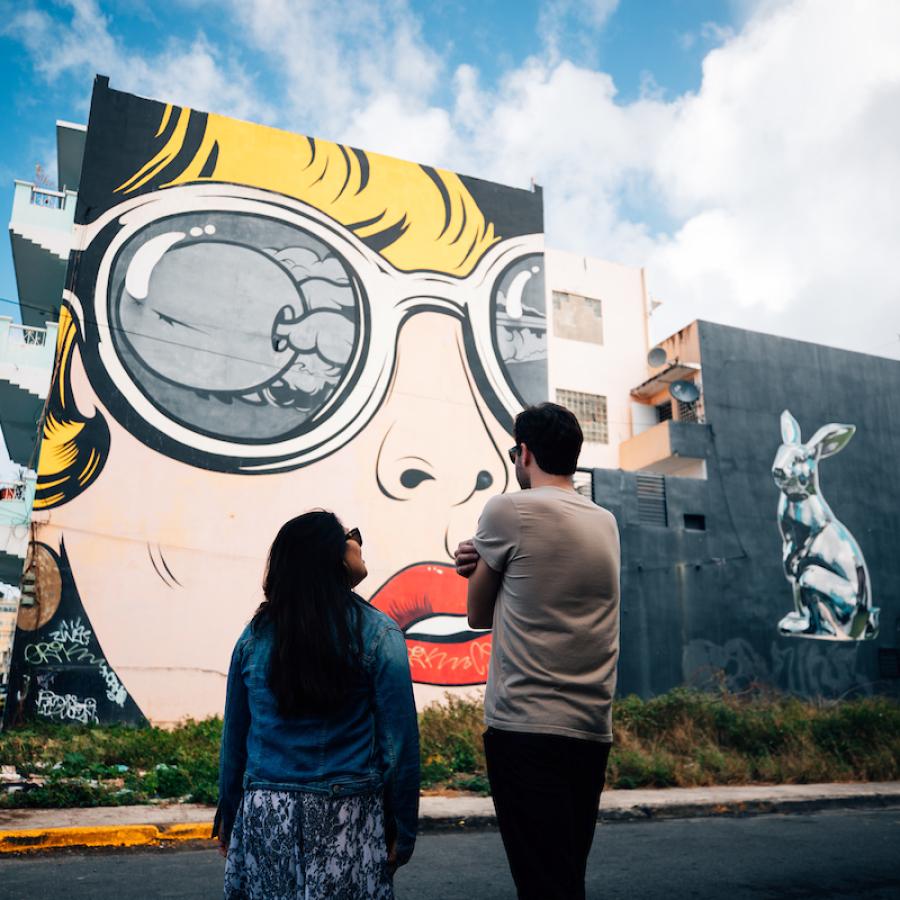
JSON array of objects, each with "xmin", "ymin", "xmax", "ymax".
[{"xmin": 1, "ymin": 0, "xmax": 898, "ymax": 360}]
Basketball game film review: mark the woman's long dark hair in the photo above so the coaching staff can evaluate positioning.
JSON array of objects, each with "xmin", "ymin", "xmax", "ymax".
[{"xmin": 253, "ymin": 511, "xmax": 363, "ymax": 717}]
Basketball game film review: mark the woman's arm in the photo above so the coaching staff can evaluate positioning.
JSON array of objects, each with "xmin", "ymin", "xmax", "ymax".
[
  {"xmin": 213, "ymin": 635, "xmax": 251, "ymax": 850},
  {"xmin": 373, "ymin": 624, "xmax": 420, "ymax": 867}
]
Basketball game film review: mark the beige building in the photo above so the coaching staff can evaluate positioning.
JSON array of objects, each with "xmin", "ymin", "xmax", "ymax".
[{"xmin": 544, "ymin": 250, "xmax": 653, "ymax": 471}]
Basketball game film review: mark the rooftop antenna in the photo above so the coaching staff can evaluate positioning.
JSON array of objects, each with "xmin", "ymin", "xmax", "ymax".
[
  {"xmin": 34, "ymin": 163, "xmax": 52, "ymax": 189},
  {"xmin": 647, "ymin": 346, "xmax": 668, "ymax": 368}
]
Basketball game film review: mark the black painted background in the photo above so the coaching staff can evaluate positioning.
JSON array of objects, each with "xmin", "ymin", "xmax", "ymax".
[{"xmin": 595, "ymin": 321, "xmax": 900, "ymax": 699}]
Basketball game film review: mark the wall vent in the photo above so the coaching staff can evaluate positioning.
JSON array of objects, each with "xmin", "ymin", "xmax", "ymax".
[
  {"xmin": 636, "ymin": 474, "xmax": 667, "ymax": 527},
  {"xmin": 878, "ymin": 648, "xmax": 899, "ymax": 679}
]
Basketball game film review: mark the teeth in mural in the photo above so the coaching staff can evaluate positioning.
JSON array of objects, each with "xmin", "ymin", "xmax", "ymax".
[{"xmin": 404, "ymin": 614, "xmax": 490, "ymax": 640}]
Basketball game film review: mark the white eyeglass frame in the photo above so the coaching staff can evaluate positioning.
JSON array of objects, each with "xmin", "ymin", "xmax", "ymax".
[{"xmin": 66, "ymin": 183, "xmax": 546, "ymax": 471}]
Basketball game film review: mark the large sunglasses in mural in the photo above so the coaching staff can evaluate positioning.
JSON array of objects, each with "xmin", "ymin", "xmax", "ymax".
[{"xmin": 68, "ymin": 185, "xmax": 547, "ymax": 473}]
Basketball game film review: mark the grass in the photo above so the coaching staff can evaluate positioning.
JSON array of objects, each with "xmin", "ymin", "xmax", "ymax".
[{"xmin": 1, "ymin": 689, "xmax": 897, "ymax": 808}]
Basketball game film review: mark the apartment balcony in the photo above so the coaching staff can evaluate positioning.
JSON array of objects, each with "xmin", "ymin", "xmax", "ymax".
[
  {"xmin": 0, "ymin": 317, "xmax": 57, "ymax": 398},
  {"xmin": 0, "ymin": 470, "xmax": 36, "ymax": 561},
  {"xmin": 619, "ymin": 419, "xmax": 712, "ymax": 478},
  {"xmin": 620, "ymin": 359, "xmax": 710, "ymax": 477},
  {"xmin": 9, "ymin": 181, "xmax": 76, "ymax": 327}
]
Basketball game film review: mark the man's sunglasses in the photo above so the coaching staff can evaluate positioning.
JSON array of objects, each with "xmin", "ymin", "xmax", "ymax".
[
  {"xmin": 508, "ymin": 445, "xmax": 520, "ymax": 465},
  {"xmin": 345, "ymin": 527, "xmax": 363, "ymax": 547}
]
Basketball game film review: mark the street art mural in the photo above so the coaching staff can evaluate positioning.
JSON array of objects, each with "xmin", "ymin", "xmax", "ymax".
[
  {"xmin": 4, "ymin": 78, "xmax": 547, "ymax": 724},
  {"xmin": 772, "ymin": 410, "xmax": 879, "ymax": 641}
]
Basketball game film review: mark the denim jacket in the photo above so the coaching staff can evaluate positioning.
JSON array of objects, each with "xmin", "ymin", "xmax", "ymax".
[{"xmin": 214, "ymin": 597, "xmax": 420, "ymax": 864}]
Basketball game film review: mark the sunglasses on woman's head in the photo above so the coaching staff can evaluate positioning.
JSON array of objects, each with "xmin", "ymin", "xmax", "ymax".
[{"xmin": 345, "ymin": 527, "xmax": 363, "ymax": 547}]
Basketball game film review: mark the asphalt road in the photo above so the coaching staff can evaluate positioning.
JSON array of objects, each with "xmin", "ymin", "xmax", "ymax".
[{"xmin": 1, "ymin": 808, "xmax": 898, "ymax": 899}]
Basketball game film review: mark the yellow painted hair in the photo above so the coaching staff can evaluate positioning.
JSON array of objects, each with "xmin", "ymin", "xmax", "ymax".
[
  {"xmin": 117, "ymin": 105, "xmax": 499, "ymax": 277},
  {"xmin": 33, "ymin": 306, "xmax": 109, "ymax": 510}
]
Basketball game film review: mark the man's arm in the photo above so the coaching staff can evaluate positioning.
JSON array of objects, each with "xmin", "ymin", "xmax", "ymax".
[
  {"xmin": 454, "ymin": 539, "xmax": 480, "ymax": 578},
  {"xmin": 467, "ymin": 558, "xmax": 502, "ymax": 629}
]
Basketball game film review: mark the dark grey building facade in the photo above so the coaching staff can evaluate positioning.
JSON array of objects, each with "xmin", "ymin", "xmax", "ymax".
[{"xmin": 595, "ymin": 321, "xmax": 900, "ymax": 699}]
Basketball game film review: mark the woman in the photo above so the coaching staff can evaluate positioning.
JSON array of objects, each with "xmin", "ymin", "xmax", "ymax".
[{"xmin": 214, "ymin": 511, "xmax": 420, "ymax": 899}]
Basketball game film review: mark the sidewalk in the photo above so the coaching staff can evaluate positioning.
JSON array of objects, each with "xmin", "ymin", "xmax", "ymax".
[{"xmin": 1, "ymin": 782, "xmax": 898, "ymax": 853}]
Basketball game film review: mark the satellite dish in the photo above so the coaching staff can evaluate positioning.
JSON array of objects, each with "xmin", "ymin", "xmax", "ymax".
[
  {"xmin": 670, "ymin": 380, "xmax": 700, "ymax": 403},
  {"xmin": 647, "ymin": 347, "xmax": 668, "ymax": 368}
]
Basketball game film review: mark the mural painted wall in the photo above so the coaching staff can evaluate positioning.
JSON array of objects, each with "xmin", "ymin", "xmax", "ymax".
[
  {"xmin": 594, "ymin": 321, "xmax": 899, "ymax": 701},
  {"xmin": 4, "ymin": 77, "xmax": 547, "ymax": 725}
]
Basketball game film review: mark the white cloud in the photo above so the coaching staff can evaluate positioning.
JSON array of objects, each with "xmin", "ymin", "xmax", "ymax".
[
  {"xmin": 6, "ymin": 0, "xmax": 900, "ymax": 359},
  {"xmin": 225, "ymin": 0, "xmax": 441, "ymax": 138},
  {"xmin": 3, "ymin": 0, "xmax": 271, "ymax": 122},
  {"xmin": 537, "ymin": 0, "xmax": 620, "ymax": 64},
  {"xmin": 644, "ymin": 0, "xmax": 900, "ymax": 355}
]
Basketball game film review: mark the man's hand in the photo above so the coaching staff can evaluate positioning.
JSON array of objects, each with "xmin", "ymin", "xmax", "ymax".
[{"xmin": 454, "ymin": 540, "xmax": 480, "ymax": 578}]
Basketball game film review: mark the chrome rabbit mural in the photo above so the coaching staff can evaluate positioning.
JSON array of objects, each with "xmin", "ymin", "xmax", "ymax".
[{"xmin": 772, "ymin": 411, "xmax": 879, "ymax": 640}]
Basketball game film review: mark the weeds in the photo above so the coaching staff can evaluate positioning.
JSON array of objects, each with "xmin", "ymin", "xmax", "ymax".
[{"xmin": 1, "ymin": 690, "xmax": 897, "ymax": 807}]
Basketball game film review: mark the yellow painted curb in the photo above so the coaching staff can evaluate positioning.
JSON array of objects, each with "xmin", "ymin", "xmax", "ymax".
[{"xmin": 0, "ymin": 821, "xmax": 214, "ymax": 854}]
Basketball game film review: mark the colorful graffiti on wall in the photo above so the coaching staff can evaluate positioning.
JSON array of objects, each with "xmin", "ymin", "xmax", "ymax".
[
  {"xmin": 4, "ymin": 78, "xmax": 547, "ymax": 724},
  {"xmin": 772, "ymin": 410, "xmax": 879, "ymax": 641}
]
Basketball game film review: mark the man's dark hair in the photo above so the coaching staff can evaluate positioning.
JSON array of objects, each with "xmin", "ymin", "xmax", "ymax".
[{"xmin": 514, "ymin": 402, "xmax": 583, "ymax": 475}]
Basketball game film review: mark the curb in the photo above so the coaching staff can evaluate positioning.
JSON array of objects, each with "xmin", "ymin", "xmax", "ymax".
[
  {"xmin": 596, "ymin": 792, "xmax": 900, "ymax": 824},
  {"xmin": 0, "ymin": 822, "xmax": 212, "ymax": 854},
  {"xmin": 416, "ymin": 790, "xmax": 900, "ymax": 832},
  {"xmin": 2, "ymin": 788, "xmax": 898, "ymax": 853}
]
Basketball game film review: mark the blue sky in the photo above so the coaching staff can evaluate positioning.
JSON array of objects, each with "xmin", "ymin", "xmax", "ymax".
[
  {"xmin": 1, "ymin": 1, "xmax": 898, "ymax": 359},
  {"xmin": 0, "ymin": 0, "xmax": 737, "ymax": 318}
]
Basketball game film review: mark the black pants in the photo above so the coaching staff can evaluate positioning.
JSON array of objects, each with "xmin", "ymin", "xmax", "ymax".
[{"xmin": 483, "ymin": 726, "xmax": 611, "ymax": 900}]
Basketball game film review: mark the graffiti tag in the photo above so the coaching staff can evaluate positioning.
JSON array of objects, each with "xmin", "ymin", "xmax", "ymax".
[
  {"xmin": 98, "ymin": 662, "xmax": 128, "ymax": 707},
  {"xmin": 48, "ymin": 617, "xmax": 92, "ymax": 647},
  {"xmin": 406, "ymin": 639, "xmax": 492, "ymax": 679},
  {"xmin": 24, "ymin": 639, "xmax": 103, "ymax": 667},
  {"xmin": 35, "ymin": 689, "xmax": 98, "ymax": 724}
]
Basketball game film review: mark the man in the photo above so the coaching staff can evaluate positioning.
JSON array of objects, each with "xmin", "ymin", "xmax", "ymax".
[{"xmin": 455, "ymin": 402, "xmax": 620, "ymax": 900}]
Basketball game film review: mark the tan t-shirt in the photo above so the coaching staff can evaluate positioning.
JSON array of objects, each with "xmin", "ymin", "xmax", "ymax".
[{"xmin": 473, "ymin": 486, "xmax": 620, "ymax": 742}]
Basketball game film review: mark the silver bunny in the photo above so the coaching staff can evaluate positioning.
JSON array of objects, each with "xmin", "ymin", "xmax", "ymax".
[{"xmin": 772, "ymin": 410, "xmax": 878, "ymax": 640}]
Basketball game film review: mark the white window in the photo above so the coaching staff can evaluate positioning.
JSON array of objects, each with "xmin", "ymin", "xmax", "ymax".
[
  {"xmin": 552, "ymin": 291, "xmax": 603, "ymax": 344},
  {"xmin": 557, "ymin": 389, "xmax": 608, "ymax": 444}
]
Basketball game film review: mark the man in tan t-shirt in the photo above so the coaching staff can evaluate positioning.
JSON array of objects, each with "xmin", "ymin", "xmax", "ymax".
[{"xmin": 455, "ymin": 402, "xmax": 620, "ymax": 900}]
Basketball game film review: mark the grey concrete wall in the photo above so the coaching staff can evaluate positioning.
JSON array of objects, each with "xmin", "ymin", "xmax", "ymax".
[{"xmin": 594, "ymin": 321, "xmax": 900, "ymax": 699}]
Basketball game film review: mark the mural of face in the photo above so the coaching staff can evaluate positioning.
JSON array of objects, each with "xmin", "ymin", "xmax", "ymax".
[{"xmin": 13, "ymin": 82, "xmax": 549, "ymax": 723}]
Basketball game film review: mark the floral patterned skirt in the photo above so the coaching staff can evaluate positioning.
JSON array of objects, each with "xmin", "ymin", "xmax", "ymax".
[{"xmin": 223, "ymin": 788, "xmax": 394, "ymax": 900}]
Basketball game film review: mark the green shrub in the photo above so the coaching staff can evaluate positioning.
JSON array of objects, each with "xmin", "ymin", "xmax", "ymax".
[{"xmin": 1, "ymin": 690, "xmax": 897, "ymax": 806}]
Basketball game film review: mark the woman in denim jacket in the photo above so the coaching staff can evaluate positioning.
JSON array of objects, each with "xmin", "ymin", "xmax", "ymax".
[{"xmin": 214, "ymin": 511, "xmax": 420, "ymax": 898}]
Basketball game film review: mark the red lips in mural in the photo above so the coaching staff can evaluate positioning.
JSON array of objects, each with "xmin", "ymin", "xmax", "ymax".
[{"xmin": 369, "ymin": 563, "xmax": 492, "ymax": 686}]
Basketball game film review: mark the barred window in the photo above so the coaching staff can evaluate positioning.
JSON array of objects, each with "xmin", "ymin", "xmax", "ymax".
[
  {"xmin": 557, "ymin": 389, "xmax": 608, "ymax": 444},
  {"xmin": 552, "ymin": 291, "xmax": 603, "ymax": 344},
  {"xmin": 677, "ymin": 398, "xmax": 699, "ymax": 423}
]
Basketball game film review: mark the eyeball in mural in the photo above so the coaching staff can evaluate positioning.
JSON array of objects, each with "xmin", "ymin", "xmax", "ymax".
[
  {"xmin": 772, "ymin": 410, "xmax": 879, "ymax": 641},
  {"xmin": 108, "ymin": 212, "xmax": 363, "ymax": 444}
]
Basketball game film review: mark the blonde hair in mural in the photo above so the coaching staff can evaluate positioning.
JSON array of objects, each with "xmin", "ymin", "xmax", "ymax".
[
  {"xmin": 117, "ymin": 105, "xmax": 499, "ymax": 277},
  {"xmin": 34, "ymin": 306, "xmax": 109, "ymax": 510},
  {"xmin": 35, "ymin": 103, "xmax": 505, "ymax": 510}
]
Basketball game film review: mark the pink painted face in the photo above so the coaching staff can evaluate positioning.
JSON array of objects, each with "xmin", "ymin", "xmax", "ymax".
[{"xmin": 35, "ymin": 183, "xmax": 549, "ymax": 722}]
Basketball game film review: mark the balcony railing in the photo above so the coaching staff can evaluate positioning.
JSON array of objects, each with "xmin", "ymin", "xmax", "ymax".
[
  {"xmin": 29, "ymin": 185, "xmax": 68, "ymax": 210},
  {"xmin": 7, "ymin": 324, "xmax": 47, "ymax": 348},
  {"xmin": 0, "ymin": 317, "xmax": 57, "ymax": 372},
  {"xmin": 0, "ymin": 482, "xmax": 26, "ymax": 502}
]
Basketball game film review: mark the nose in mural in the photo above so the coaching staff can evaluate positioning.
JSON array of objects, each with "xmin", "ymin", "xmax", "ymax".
[{"xmin": 369, "ymin": 314, "xmax": 508, "ymax": 686}]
